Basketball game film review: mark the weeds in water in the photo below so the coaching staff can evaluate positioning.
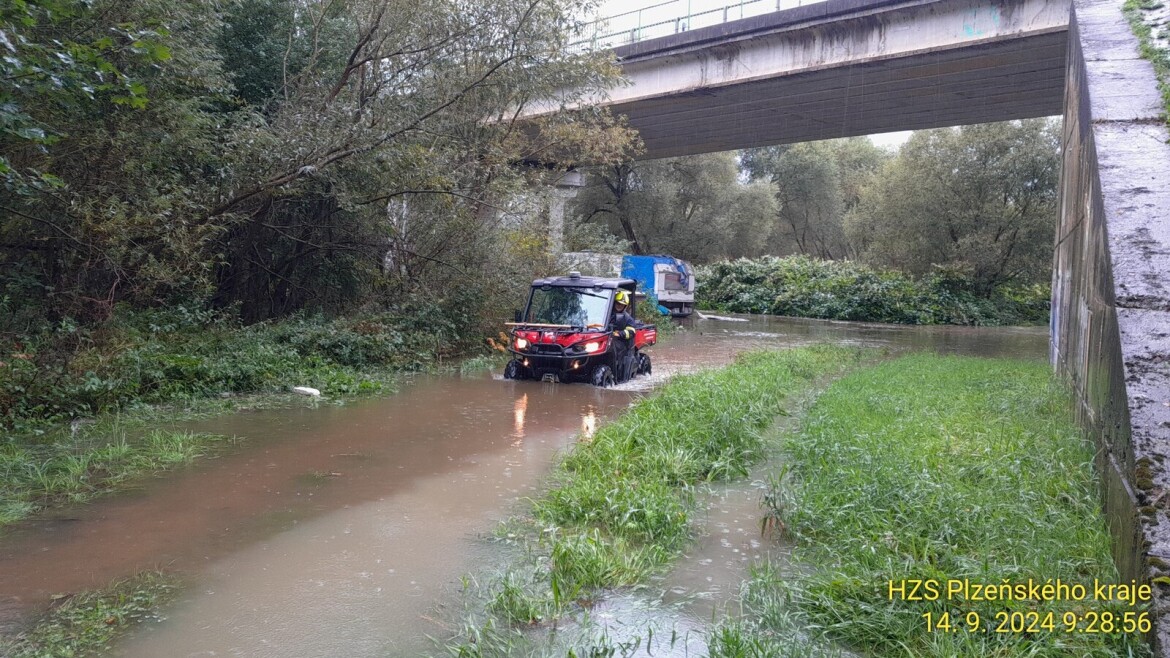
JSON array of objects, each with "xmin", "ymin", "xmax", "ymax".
[
  {"xmin": 457, "ymin": 353, "xmax": 508, "ymax": 375},
  {"xmin": 715, "ymin": 354, "xmax": 1150, "ymax": 657},
  {"xmin": 0, "ymin": 429, "xmax": 234, "ymax": 528},
  {"xmin": 0, "ymin": 571, "xmax": 180, "ymax": 658},
  {"xmin": 488, "ymin": 571, "xmax": 553, "ymax": 625}
]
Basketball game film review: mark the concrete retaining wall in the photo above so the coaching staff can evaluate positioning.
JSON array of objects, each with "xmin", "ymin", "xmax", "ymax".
[{"xmin": 1054, "ymin": 0, "xmax": 1170, "ymax": 651}]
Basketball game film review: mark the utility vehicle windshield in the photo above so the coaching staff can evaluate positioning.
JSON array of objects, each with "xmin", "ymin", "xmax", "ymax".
[{"xmin": 524, "ymin": 287, "xmax": 612, "ymax": 327}]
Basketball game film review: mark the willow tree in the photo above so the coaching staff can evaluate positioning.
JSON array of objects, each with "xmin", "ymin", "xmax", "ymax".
[
  {"xmin": 846, "ymin": 120, "xmax": 1060, "ymax": 292},
  {"xmin": 570, "ymin": 152, "xmax": 777, "ymax": 263},
  {"xmin": 741, "ymin": 137, "xmax": 889, "ymax": 260}
]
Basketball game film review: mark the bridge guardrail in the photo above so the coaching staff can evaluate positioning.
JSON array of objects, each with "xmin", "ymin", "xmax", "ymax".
[{"xmin": 570, "ymin": 0, "xmax": 814, "ymax": 52}]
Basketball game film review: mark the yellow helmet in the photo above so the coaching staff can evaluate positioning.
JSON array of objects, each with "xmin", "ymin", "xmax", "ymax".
[{"xmin": 614, "ymin": 290, "xmax": 630, "ymax": 306}]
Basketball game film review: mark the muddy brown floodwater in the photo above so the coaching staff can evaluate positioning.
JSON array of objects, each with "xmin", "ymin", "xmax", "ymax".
[{"xmin": 0, "ymin": 314, "xmax": 1047, "ymax": 657}]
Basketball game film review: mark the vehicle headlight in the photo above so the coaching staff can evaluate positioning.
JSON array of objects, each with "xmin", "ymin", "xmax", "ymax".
[
  {"xmin": 583, "ymin": 341, "xmax": 602, "ymax": 353},
  {"xmin": 514, "ymin": 337, "xmax": 529, "ymax": 350}
]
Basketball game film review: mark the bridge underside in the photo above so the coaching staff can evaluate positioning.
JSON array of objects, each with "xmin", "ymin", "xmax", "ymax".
[
  {"xmin": 620, "ymin": 30, "xmax": 1067, "ymax": 158},
  {"xmin": 540, "ymin": 0, "xmax": 1073, "ymax": 159}
]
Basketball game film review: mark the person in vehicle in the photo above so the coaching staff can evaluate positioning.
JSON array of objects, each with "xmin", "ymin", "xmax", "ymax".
[{"xmin": 610, "ymin": 290, "xmax": 638, "ymax": 382}]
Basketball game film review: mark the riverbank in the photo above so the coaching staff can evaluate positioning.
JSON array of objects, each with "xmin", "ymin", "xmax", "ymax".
[
  {"xmin": 712, "ymin": 354, "xmax": 1149, "ymax": 657},
  {"xmin": 0, "ymin": 353, "xmax": 504, "ymax": 530},
  {"xmin": 439, "ymin": 350, "xmax": 1143, "ymax": 657},
  {"xmin": 2, "ymin": 306, "xmax": 489, "ymax": 435}
]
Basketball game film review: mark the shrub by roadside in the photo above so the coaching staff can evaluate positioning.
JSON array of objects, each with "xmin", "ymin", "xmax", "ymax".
[
  {"xmin": 711, "ymin": 354, "xmax": 1148, "ymax": 658},
  {"xmin": 697, "ymin": 256, "xmax": 1050, "ymax": 326}
]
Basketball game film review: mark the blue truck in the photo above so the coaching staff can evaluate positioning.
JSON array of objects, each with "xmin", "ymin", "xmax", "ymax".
[{"xmin": 621, "ymin": 255, "xmax": 696, "ymax": 317}]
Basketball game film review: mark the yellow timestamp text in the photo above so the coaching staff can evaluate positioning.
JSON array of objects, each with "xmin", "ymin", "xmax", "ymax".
[{"xmin": 922, "ymin": 610, "xmax": 1151, "ymax": 634}]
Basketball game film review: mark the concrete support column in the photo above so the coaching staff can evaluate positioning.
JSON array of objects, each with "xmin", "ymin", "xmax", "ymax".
[{"xmin": 549, "ymin": 170, "xmax": 585, "ymax": 254}]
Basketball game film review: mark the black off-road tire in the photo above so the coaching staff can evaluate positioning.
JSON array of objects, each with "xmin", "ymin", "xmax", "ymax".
[
  {"xmin": 590, "ymin": 364, "xmax": 615, "ymax": 388},
  {"xmin": 637, "ymin": 353, "xmax": 652, "ymax": 375},
  {"xmin": 503, "ymin": 359, "xmax": 528, "ymax": 380}
]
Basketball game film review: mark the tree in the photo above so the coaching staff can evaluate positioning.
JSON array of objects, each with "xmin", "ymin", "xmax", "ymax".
[
  {"xmin": 1, "ymin": 0, "xmax": 232, "ymax": 323},
  {"xmin": 846, "ymin": 120, "xmax": 1060, "ymax": 291},
  {"xmin": 204, "ymin": 0, "xmax": 637, "ymax": 320},
  {"xmin": 570, "ymin": 152, "xmax": 776, "ymax": 263},
  {"xmin": 0, "ymin": 0, "xmax": 637, "ymax": 326},
  {"xmin": 742, "ymin": 137, "xmax": 888, "ymax": 259}
]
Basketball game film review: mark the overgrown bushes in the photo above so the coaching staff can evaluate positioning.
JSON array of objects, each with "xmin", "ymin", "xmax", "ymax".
[
  {"xmin": 697, "ymin": 256, "xmax": 1050, "ymax": 326},
  {"xmin": 0, "ymin": 298, "xmax": 485, "ymax": 433}
]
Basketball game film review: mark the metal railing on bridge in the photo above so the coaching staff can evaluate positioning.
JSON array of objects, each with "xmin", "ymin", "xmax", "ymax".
[{"xmin": 570, "ymin": 0, "xmax": 817, "ymax": 52}]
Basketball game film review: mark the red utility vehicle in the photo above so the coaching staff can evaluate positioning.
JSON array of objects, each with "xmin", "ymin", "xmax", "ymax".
[{"xmin": 503, "ymin": 272, "xmax": 656, "ymax": 387}]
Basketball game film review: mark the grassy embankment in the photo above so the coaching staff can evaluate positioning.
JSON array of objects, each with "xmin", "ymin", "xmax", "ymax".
[
  {"xmin": 443, "ymin": 345, "xmax": 875, "ymax": 656},
  {"xmin": 710, "ymin": 354, "xmax": 1150, "ymax": 658},
  {"xmin": 2, "ymin": 307, "xmax": 482, "ymax": 432},
  {"xmin": 697, "ymin": 256, "xmax": 1050, "ymax": 326}
]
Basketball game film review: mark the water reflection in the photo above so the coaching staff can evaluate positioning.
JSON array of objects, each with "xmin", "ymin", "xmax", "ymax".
[
  {"xmin": 582, "ymin": 408, "xmax": 598, "ymax": 439},
  {"xmin": 513, "ymin": 393, "xmax": 528, "ymax": 440}
]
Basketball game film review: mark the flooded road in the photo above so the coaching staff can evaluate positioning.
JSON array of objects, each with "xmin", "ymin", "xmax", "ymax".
[{"xmin": 0, "ymin": 314, "xmax": 1047, "ymax": 656}]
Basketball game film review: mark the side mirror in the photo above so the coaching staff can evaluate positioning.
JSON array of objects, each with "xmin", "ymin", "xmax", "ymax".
[{"xmin": 514, "ymin": 309, "xmax": 522, "ymax": 323}]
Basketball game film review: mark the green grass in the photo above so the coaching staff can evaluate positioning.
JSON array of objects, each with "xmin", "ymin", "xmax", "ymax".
[
  {"xmin": 1124, "ymin": 0, "xmax": 1170, "ymax": 122},
  {"xmin": 0, "ymin": 428, "xmax": 237, "ymax": 528},
  {"xmin": 711, "ymin": 354, "xmax": 1150, "ymax": 657},
  {"xmin": 0, "ymin": 572, "xmax": 180, "ymax": 658},
  {"xmin": 440, "ymin": 345, "xmax": 875, "ymax": 656}
]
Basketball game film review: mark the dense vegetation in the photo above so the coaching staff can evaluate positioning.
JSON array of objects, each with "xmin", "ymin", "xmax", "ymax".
[
  {"xmin": 697, "ymin": 256, "xmax": 1050, "ymax": 326},
  {"xmin": 2, "ymin": 3, "xmax": 1062, "ymax": 428},
  {"xmin": 711, "ymin": 354, "xmax": 1146, "ymax": 658},
  {"xmin": 1, "ymin": 0, "xmax": 636, "ymax": 429},
  {"xmin": 0, "ymin": 301, "xmax": 480, "ymax": 432}
]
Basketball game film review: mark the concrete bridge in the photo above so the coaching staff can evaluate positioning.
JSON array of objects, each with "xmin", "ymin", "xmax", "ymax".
[
  {"xmin": 532, "ymin": 0, "xmax": 1071, "ymax": 158},
  {"xmin": 536, "ymin": 0, "xmax": 1170, "ymax": 650}
]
